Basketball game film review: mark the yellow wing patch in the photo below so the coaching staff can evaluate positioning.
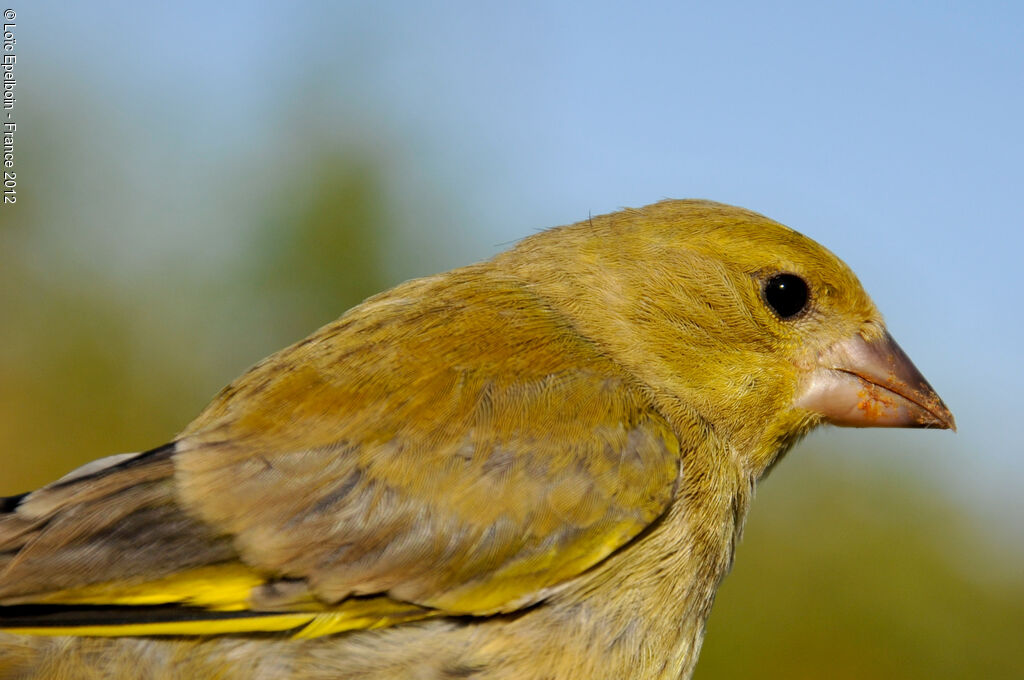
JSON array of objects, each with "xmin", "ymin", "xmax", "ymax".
[
  {"xmin": 4, "ymin": 601, "xmax": 440, "ymax": 639},
  {"xmin": 2, "ymin": 562, "xmax": 441, "ymax": 639},
  {"xmin": 26, "ymin": 563, "xmax": 264, "ymax": 611},
  {"xmin": 3, "ymin": 613, "xmax": 316, "ymax": 638}
]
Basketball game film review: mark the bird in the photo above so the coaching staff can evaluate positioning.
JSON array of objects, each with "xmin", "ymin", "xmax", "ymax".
[{"xmin": 0, "ymin": 199, "xmax": 954, "ymax": 679}]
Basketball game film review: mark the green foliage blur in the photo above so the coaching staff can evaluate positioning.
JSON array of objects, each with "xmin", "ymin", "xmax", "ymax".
[
  {"xmin": 0, "ymin": 146, "xmax": 394, "ymax": 491},
  {"xmin": 2, "ymin": 102, "xmax": 1022, "ymax": 680}
]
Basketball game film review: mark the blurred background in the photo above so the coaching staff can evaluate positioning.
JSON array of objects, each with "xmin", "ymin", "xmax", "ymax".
[{"xmin": 2, "ymin": 2, "xmax": 1022, "ymax": 677}]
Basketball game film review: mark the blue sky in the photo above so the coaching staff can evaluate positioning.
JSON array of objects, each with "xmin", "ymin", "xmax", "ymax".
[{"xmin": 19, "ymin": 2, "xmax": 1024, "ymax": 532}]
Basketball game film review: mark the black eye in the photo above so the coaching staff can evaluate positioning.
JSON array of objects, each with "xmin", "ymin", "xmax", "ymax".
[{"xmin": 763, "ymin": 273, "xmax": 809, "ymax": 319}]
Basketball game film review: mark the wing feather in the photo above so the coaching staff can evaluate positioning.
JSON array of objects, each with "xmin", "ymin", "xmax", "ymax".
[
  {"xmin": 176, "ymin": 271, "xmax": 681, "ymax": 614},
  {"xmin": 1, "ymin": 267, "xmax": 682, "ymax": 636}
]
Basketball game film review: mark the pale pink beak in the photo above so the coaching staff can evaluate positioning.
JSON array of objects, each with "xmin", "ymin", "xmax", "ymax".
[{"xmin": 795, "ymin": 330, "xmax": 955, "ymax": 430}]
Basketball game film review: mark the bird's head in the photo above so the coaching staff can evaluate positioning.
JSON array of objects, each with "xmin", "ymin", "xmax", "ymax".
[{"xmin": 502, "ymin": 199, "xmax": 954, "ymax": 476}]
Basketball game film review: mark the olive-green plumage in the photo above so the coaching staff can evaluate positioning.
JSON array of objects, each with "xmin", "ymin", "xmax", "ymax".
[{"xmin": 0, "ymin": 200, "xmax": 953, "ymax": 679}]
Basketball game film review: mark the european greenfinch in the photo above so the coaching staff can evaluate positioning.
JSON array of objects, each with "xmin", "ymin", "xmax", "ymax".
[{"xmin": 0, "ymin": 200, "xmax": 953, "ymax": 679}]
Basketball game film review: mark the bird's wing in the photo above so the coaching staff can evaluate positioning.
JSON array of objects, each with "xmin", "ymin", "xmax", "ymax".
[{"xmin": 0, "ymin": 272, "xmax": 682, "ymax": 637}]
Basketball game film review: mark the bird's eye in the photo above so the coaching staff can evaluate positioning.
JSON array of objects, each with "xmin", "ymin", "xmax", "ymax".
[{"xmin": 762, "ymin": 273, "xmax": 809, "ymax": 319}]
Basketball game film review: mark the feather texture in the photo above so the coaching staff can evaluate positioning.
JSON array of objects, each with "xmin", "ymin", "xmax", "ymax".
[{"xmin": 0, "ymin": 200, "xmax": 952, "ymax": 679}]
